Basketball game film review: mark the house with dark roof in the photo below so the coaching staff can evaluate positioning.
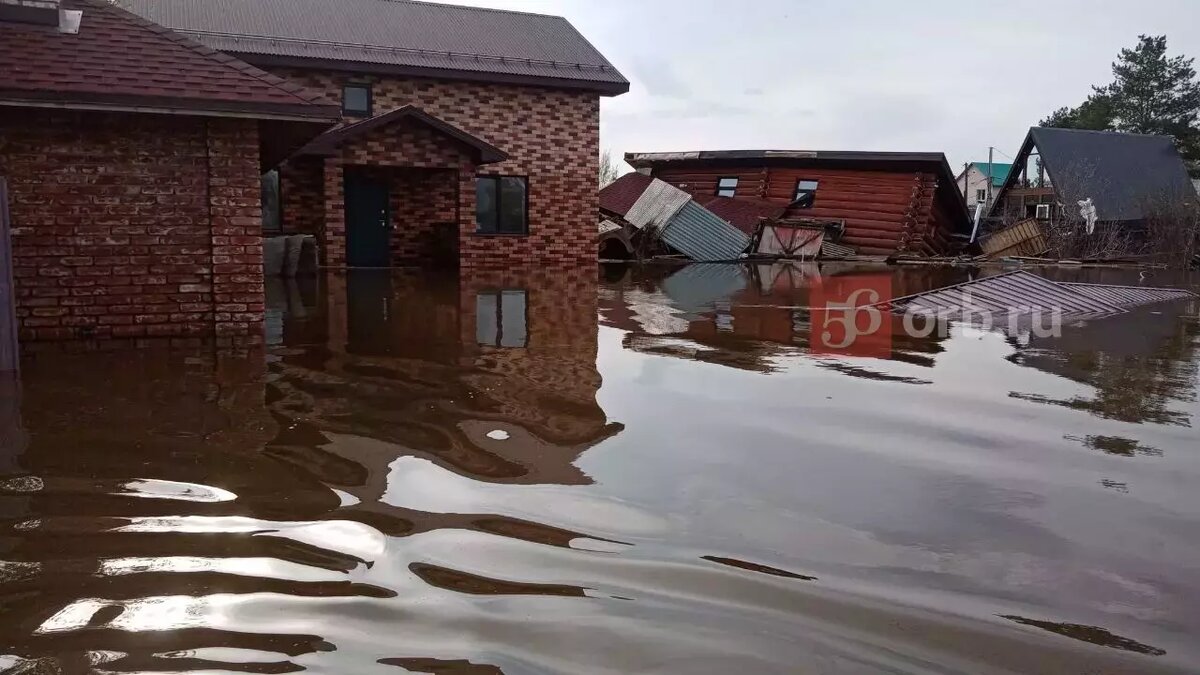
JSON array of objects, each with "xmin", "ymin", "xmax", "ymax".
[
  {"xmin": 126, "ymin": 0, "xmax": 629, "ymax": 270},
  {"xmin": 989, "ymin": 127, "xmax": 1196, "ymax": 227},
  {"xmin": 624, "ymin": 150, "xmax": 971, "ymax": 256},
  {"xmin": 0, "ymin": 0, "xmax": 339, "ymax": 341}
]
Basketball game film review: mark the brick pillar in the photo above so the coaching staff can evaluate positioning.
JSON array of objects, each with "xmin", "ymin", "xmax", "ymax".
[
  {"xmin": 322, "ymin": 158, "xmax": 346, "ymax": 268},
  {"xmin": 206, "ymin": 119, "xmax": 265, "ymax": 340},
  {"xmin": 456, "ymin": 162, "xmax": 476, "ymax": 268}
]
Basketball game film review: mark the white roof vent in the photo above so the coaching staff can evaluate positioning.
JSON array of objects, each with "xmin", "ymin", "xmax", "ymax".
[{"xmin": 58, "ymin": 6, "xmax": 80, "ymax": 33}]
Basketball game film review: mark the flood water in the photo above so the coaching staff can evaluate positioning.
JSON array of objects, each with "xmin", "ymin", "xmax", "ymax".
[{"xmin": 2, "ymin": 263, "xmax": 1199, "ymax": 674}]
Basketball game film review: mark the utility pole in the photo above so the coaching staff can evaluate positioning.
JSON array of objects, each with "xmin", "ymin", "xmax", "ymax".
[
  {"xmin": 962, "ymin": 162, "xmax": 970, "ymax": 201},
  {"xmin": 986, "ymin": 146, "xmax": 995, "ymax": 206}
]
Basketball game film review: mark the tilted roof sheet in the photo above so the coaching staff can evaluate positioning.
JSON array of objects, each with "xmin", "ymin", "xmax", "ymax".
[
  {"xmin": 122, "ymin": 0, "xmax": 629, "ymax": 94},
  {"xmin": 0, "ymin": 0, "xmax": 338, "ymax": 120},
  {"xmin": 1028, "ymin": 127, "xmax": 1195, "ymax": 222}
]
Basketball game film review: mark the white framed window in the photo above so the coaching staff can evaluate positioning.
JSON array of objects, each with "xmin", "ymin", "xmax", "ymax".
[
  {"xmin": 716, "ymin": 176, "xmax": 738, "ymax": 198},
  {"xmin": 793, "ymin": 179, "xmax": 819, "ymax": 207},
  {"xmin": 975, "ymin": 188, "xmax": 987, "ymax": 203},
  {"xmin": 1035, "ymin": 203, "xmax": 1051, "ymax": 220}
]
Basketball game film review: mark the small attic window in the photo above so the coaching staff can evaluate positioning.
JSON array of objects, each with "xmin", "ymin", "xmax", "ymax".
[
  {"xmin": 342, "ymin": 84, "xmax": 372, "ymax": 117},
  {"xmin": 793, "ymin": 179, "xmax": 818, "ymax": 208},
  {"xmin": 716, "ymin": 176, "xmax": 738, "ymax": 198}
]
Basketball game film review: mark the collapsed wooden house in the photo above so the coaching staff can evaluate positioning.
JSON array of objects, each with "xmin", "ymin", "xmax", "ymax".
[{"xmin": 623, "ymin": 150, "xmax": 972, "ymax": 256}]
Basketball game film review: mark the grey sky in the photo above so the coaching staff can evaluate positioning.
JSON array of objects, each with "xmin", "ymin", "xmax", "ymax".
[{"xmin": 429, "ymin": 0, "xmax": 1200, "ymax": 173}]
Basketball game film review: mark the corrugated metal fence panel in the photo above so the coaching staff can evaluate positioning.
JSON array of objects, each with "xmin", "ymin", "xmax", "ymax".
[
  {"xmin": 659, "ymin": 202, "xmax": 751, "ymax": 262},
  {"xmin": 889, "ymin": 271, "xmax": 1195, "ymax": 319},
  {"xmin": 0, "ymin": 178, "xmax": 17, "ymax": 372},
  {"xmin": 625, "ymin": 179, "xmax": 692, "ymax": 231},
  {"xmin": 1059, "ymin": 283, "xmax": 1196, "ymax": 307}
]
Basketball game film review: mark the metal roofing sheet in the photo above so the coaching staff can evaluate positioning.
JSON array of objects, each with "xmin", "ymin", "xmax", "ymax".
[
  {"xmin": 1058, "ymin": 282, "xmax": 1196, "ymax": 307},
  {"xmin": 625, "ymin": 179, "xmax": 691, "ymax": 231},
  {"xmin": 123, "ymin": 0, "xmax": 629, "ymax": 91},
  {"xmin": 659, "ymin": 202, "xmax": 751, "ymax": 262},
  {"xmin": 889, "ymin": 271, "xmax": 1195, "ymax": 320}
]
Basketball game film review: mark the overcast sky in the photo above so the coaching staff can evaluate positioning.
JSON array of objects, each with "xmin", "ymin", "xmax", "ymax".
[{"xmin": 430, "ymin": 0, "xmax": 1200, "ymax": 174}]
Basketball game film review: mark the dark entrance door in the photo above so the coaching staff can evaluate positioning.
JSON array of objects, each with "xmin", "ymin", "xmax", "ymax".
[{"xmin": 344, "ymin": 171, "xmax": 391, "ymax": 267}]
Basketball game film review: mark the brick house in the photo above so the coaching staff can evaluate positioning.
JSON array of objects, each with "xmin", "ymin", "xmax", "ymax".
[
  {"xmin": 0, "ymin": 0, "xmax": 339, "ymax": 341},
  {"xmin": 128, "ymin": 0, "xmax": 629, "ymax": 269}
]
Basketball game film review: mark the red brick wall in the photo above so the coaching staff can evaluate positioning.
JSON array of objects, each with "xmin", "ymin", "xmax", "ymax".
[
  {"xmin": 390, "ymin": 168, "xmax": 457, "ymax": 264},
  {"xmin": 269, "ymin": 68, "xmax": 600, "ymax": 268},
  {"xmin": 0, "ymin": 110, "xmax": 264, "ymax": 341},
  {"xmin": 279, "ymin": 156, "xmax": 324, "ymax": 237},
  {"xmin": 314, "ymin": 118, "xmax": 477, "ymax": 268}
]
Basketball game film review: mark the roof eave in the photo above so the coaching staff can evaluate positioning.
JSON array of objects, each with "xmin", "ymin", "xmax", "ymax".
[
  {"xmin": 0, "ymin": 89, "xmax": 341, "ymax": 123},
  {"xmin": 232, "ymin": 52, "xmax": 629, "ymax": 96},
  {"xmin": 296, "ymin": 105, "xmax": 509, "ymax": 164}
]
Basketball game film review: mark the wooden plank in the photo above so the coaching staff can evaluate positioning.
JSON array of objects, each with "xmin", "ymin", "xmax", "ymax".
[{"xmin": 0, "ymin": 178, "xmax": 17, "ymax": 372}]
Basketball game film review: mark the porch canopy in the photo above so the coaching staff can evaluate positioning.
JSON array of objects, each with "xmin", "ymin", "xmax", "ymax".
[{"xmin": 292, "ymin": 104, "xmax": 509, "ymax": 268}]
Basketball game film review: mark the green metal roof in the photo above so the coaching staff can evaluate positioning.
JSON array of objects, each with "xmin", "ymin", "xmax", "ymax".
[{"xmin": 970, "ymin": 162, "xmax": 1012, "ymax": 187}]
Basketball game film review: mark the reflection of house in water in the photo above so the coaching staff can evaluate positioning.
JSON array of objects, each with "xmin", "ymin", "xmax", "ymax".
[
  {"xmin": 0, "ymin": 345, "xmax": 360, "ymax": 669},
  {"xmin": 1008, "ymin": 302, "xmax": 1200, "ymax": 426},
  {"xmin": 599, "ymin": 263, "xmax": 963, "ymax": 375},
  {"xmin": 267, "ymin": 267, "xmax": 623, "ymax": 491}
]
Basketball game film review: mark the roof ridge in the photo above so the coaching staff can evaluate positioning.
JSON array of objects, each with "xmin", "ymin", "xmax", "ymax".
[
  {"xmin": 178, "ymin": 28, "xmax": 616, "ymax": 71},
  {"xmin": 90, "ymin": 0, "xmax": 336, "ymax": 110},
  {"xmin": 1032, "ymin": 126, "xmax": 1174, "ymax": 140},
  {"xmin": 372, "ymin": 0, "xmax": 571, "ymax": 22}
]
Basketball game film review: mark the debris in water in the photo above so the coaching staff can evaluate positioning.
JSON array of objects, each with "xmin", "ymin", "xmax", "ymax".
[{"xmin": 486, "ymin": 430, "xmax": 510, "ymax": 441}]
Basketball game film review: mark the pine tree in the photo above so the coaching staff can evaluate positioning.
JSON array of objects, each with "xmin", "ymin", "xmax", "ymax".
[{"xmin": 1040, "ymin": 35, "xmax": 1200, "ymax": 170}]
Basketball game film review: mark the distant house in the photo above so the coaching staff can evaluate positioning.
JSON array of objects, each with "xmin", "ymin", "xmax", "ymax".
[
  {"xmin": 624, "ymin": 150, "xmax": 971, "ymax": 256},
  {"xmin": 127, "ymin": 0, "xmax": 629, "ymax": 270},
  {"xmin": 955, "ymin": 162, "xmax": 1011, "ymax": 208},
  {"xmin": 990, "ymin": 127, "xmax": 1195, "ymax": 227}
]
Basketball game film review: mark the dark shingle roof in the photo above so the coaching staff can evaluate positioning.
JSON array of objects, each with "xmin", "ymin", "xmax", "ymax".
[
  {"xmin": 1027, "ymin": 127, "xmax": 1195, "ymax": 221},
  {"xmin": 0, "ymin": 0, "xmax": 339, "ymax": 120},
  {"xmin": 122, "ymin": 0, "xmax": 629, "ymax": 95},
  {"xmin": 598, "ymin": 172, "xmax": 653, "ymax": 218},
  {"xmin": 700, "ymin": 196, "xmax": 786, "ymax": 235}
]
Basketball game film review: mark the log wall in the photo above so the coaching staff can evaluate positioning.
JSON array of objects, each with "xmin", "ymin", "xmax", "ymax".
[{"xmin": 649, "ymin": 165, "xmax": 958, "ymax": 256}]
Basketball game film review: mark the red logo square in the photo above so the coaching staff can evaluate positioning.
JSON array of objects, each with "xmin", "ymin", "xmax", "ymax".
[{"xmin": 810, "ymin": 275, "xmax": 894, "ymax": 358}]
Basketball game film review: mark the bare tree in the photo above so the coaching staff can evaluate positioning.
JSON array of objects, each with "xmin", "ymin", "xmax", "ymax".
[{"xmin": 599, "ymin": 149, "xmax": 621, "ymax": 188}]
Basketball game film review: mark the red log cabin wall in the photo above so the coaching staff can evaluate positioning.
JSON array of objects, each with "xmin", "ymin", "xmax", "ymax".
[{"xmin": 648, "ymin": 164, "xmax": 952, "ymax": 255}]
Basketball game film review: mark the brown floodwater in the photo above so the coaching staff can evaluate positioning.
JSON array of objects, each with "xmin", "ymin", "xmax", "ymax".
[{"xmin": 2, "ymin": 262, "xmax": 1199, "ymax": 674}]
